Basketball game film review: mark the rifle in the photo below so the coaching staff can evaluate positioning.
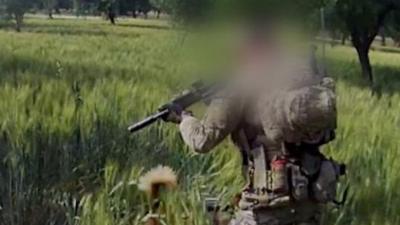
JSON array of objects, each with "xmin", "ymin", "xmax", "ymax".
[{"xmin": 128, "ymin": 81, "xmax": 218, "ymax": 133}]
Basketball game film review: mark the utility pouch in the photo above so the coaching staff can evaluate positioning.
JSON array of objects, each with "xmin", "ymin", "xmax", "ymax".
[
  {"xmin": 286, "ymin": 152, "xmax": 346, "ymax": 204},
  {"xmin": 270, "ymin": 157, "xmax": 289, "ymax": 194},
  {"xmin": 204, "ymin": 197, "xmax": 233, "ymax": 225},
  {"xmin": 312, "ymin": 159, "xmax": 345, "ymax": 203},
  {"xmin": 300, "ymin": 153, "xmax": 322, "ymax": 177},
  {"xmin": 288, "ymin": 162, "xmax": 309, "ymax": 201}
]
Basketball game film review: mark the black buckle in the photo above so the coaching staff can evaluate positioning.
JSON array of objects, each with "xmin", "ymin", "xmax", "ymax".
[{"xmin": 332, "ymin": 185, "xmax": 349, "ymax": 207}]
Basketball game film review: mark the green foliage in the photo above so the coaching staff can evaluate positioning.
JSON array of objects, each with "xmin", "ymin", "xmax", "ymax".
[
  {"xmin": 3, "ymin": 0, "xmax": 32, "ymax": 15},
  {"xmin": 42, "ymin": 0, "xmax": 56, "ymax": 18},
  {"xmin": 325, "ymin": 1, "xmax": 346, "ymax": 33},
  {"xmin": 336, "ymin": 0, "xmax": 381, "ymax": 33},
  {"xmin": 150, "ymin": 0, "xmax": 169, "ymax": 12},
  {"xmin": 211, "ymin": 0, "xmax": 326, "ymax": 34},
  {"xmin": 42, "ymin": 0, "xmax": 56, "ymax": 9},
  {"xmin": 386, "ymin": 11, "xmax": 400, "ymax": 46},
  {"xmin": 332, "ymin": 0, "xmax": 399, "ymax": 83},
  {"xmin": 166, "ymin": 0, "xmax": 213, "ymax": 24},
  {"xmin": 335, "ymin": 0, "xmax": 399, "ymax": 41},
  {"xmin": 0, "ymin": 0, "xmax": 36, "ymax": 31},
  {"xmin": 73, "ymin": 0, "xmax": 81, "ymax": 15},
  {"xmin": 97, "ymin": 0, "xmax": 112, "ymax": 12},
  {"xmin": 138, "ymin": 0, "xmax": 152, "ymax": 13}
]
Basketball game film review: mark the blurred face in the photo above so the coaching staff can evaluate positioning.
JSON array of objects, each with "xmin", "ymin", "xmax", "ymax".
[
  {"xmin": 237, "ymin": 31, "xmax": 276, "ymax": 77},
  {"xmin": 242, "ymin": 36, "xmax": 268, "ymax": 62}
]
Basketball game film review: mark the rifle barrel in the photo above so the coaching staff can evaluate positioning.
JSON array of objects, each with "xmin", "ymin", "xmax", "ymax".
[{"xmin": 128, "ymin": 109, "xmax": 169, "ymax": 133}]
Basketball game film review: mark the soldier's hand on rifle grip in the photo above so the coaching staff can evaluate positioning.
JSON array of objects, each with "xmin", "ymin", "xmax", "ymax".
[{"xmin": 162, "ymin": 103, "xmax": 184, "ymax": 124}]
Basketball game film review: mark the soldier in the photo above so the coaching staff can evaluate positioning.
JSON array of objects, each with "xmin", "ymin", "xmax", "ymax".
[{"xmin": 165, "ymin": 30, "xmax": 344, "ymax": 225}]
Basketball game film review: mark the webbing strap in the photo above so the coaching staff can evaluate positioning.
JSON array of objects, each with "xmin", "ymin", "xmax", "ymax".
[{"xmin": 252, "ymin": 145, "xmax": 268, "ymax": 192}]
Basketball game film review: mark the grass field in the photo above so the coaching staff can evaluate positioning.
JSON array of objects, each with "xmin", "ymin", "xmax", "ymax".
[{"xmin": 0, "ymin": 18, "xmax": 400, "ymax": 225}]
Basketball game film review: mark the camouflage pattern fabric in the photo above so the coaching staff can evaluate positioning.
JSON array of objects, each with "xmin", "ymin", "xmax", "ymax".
[
  {"xmin": 179, "ymin": 87, "xmax": 242, "ymax": 153},
  {"xmin": 259, "ymin": 77, "xmax": 337, "ymax": 152},
  {"xmin": 179, "ymin": 70, "xmax": 336, "ymax": 154}
]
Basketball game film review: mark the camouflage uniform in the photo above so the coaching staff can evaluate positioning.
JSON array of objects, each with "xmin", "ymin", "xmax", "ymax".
[{"xmin": 179, "ymin": 58, "xmax": 338, "ymax": 225}]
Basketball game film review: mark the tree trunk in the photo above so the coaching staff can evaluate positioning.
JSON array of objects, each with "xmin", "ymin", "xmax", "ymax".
[
  {"xmin": 379, "ymin": 27, "xmax": 386, "ymax": 46},
  {"xmin": 108, "ymin": 14, "xmax": 115, "ymax": 24},
  {"xmin": 73, "ymin": 0, "xmax": 80, "ymax": 17},
  {"xmin": 14, "ymin": 13, "xmax": 23, "ymax": 32},
  {"xmin": 355, "ymin": 44, "xmax": 373, "ymax": 85},
  {"xmin": 109, "ymin": 15, "xmax": 115, "ymax": 25},
  {"xmin": 381, "ymin": 34, "xmax": 386, "ymax": 46},
  {"xmin": 47, "ymin": 0, "xmax": 54, "ymax": 19},
  {"xmin": 48, "ymin": 10, "xmax": 53, "ymax": 19},
  {"xmin": 341, "ymin": 34, "xmax": 346, "ymax": 45}
]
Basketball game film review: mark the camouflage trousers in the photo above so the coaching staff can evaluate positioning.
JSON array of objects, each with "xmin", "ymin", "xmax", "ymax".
[{"xmin": 229, "ymin": 202, "xmax": 322, "ymax": 225}]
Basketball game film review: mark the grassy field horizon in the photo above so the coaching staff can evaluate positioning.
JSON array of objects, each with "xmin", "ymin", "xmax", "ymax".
[{"xmin": 1, "ymin": 17, "xmax": 400, "ymax": 225}]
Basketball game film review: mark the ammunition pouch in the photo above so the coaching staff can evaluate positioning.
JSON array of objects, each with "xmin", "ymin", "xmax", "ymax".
[
  {"xmin": 288, "ymin": 162, "xmax": 310, "ymax": 201},
  {"xmin": 242, "ymin": 144, "xmax": 346, "ymax": 209},
  {"xmin": 204, "ymin": 197, "xmax": 235, "ymax": 225},
  {"xmin": 290, "ymin": 154, "xmax": 346, "ymax": 204},
  {"xmin": 311, "ymin": 158, "xmax": 346, "ymax": 203}
]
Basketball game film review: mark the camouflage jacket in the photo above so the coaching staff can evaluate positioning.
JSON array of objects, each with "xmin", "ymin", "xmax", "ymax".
[{"xmin": 179, "ymin": 59, "xmax": 337, "ymax": 157}]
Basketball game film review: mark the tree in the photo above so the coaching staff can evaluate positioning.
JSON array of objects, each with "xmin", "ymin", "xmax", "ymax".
[
  {"xmin": 98, "ymin": 0, "xmax": 114, "ymax": 24},
  {"xmin": 43, "ymin": 0, "xmax": 56, "ymax": 19},
  {"xmin": 335, "ymin": 0, "xmax": 399, "ymax": 84},
  {"xmin": 325, "ymin": 1, "xmax": 348, "ymax": 45},
  {"xmin": 163, "ymin": 0, "xmax": 213, "ymax": 24},
  {"xmin": 150, "ymin": 0, "xmax": 168, "ymax": 18},
  {"xmin": 137, "ymin": 0, "xmax": 151, "ymax": 18},
  {"xmin": 73, "ymin": 0, "xmax": 81, "ymax": 16},
  {"xmin": 3, "ymin": 0, "xmax": 33, "ymax": 32},
  {"xmin": 56, "ymin": 0, "xmax": 73, "ymax": 9},
  {"xmin": 386, "ymin": 11, "xmax": 400, "ymax": 47}
]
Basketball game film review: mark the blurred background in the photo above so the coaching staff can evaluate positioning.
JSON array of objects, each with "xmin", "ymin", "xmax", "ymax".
[{"xmin": 0, "ymin": 0, "xmax": 400, "ymax": 225}]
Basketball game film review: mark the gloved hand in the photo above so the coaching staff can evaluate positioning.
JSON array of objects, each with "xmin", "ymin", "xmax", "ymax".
[{"xmin": 162, "ymin": 103, "xmax": 192, "ymax": 124}]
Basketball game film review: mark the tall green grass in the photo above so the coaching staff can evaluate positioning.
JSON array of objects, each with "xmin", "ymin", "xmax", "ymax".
[{"xmin": 0, "ymin": 18, "xmax": 400, "ymax": 225}]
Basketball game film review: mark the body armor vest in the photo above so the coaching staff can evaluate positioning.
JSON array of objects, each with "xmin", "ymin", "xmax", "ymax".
[{"xmin": 232, "ymin": 128, "xmax": 345, "ymax": 210}]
